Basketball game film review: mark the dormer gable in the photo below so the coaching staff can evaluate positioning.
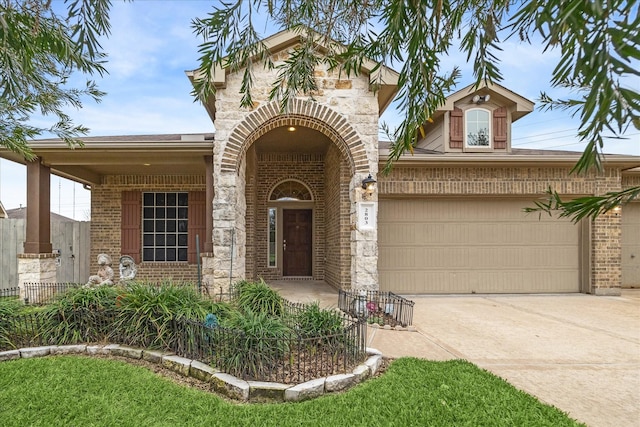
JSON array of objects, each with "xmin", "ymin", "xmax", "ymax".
[{"xmin": 416, "ymin": 82, "xmax": 534, "ymax": 153}]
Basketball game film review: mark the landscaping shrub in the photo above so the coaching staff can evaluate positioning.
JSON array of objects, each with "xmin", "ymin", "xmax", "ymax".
[
  {"xmin": 111, "ymin": 282, "xmax": 232, "ymax": 349},
  {"xmin": 295, "ymin": 302, "xmax": 344, "ymax": 338},
  {"xmin": 0, "ymin": 298, "xmax": 23, "ymax": 350},
  {"xmin": 39, "ymin": 286, "xmax": 121, "ymax": 344},
  {"xmin": 218, "ymin": 309, "xmax": 291, "ymax": 379},
  {"xmin": 0, "ymin": 298, "xmax": 22, "ymax": 318},
  {"xmin": 235, "ymin": 279, "xmax": 283, "ymax": 317}
]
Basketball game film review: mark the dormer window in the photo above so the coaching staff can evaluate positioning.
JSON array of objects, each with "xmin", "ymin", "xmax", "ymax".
[{"xmin": 465, "ymin": 108, "xmax": 491, "ymax": 148}]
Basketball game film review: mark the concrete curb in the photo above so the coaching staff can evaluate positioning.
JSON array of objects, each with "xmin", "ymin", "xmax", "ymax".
[{"xmin": 0, "ymin": 346, "xmax": 384, "ymax": 403}]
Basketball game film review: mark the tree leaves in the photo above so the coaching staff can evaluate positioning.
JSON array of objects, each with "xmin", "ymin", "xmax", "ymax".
[
  {"xmin": 192, "ymin": 0, "xmax": 639, "ymax": 220},
  {"xmin": 0, "ymin": 0, "xmax": 112, "ymax": 160}
]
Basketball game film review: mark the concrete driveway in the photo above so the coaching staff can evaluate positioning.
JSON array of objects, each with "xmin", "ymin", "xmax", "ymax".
[
  {"xmin": 368, "ymin": 291, "xmax": 640, "ymax": 427},
  {"xmin": 272, "ymin": 281, "xmax": 639, "ymax": 426}
]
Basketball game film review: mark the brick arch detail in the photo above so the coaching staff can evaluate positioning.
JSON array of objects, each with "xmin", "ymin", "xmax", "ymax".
[{"xmin": 222, "ymin": 100, "xmax": 368, "ymax": 175}]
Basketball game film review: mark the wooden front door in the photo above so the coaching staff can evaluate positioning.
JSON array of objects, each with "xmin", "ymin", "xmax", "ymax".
[{"xmin": 283, "ymin": 209, "xmax": 312, "ymax": 276}]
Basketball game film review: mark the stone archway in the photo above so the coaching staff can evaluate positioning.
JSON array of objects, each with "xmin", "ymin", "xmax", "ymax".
[
  {"xmin": 221, "ymin": 99, "xmax": 369, "ymax": 176},
  {"xmin": 208, "ymin": 99, "xmax": 379, "ymax": 294}
]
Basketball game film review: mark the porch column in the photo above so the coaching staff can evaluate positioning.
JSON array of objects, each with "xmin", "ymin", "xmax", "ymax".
[
  {"xmin": 350, "ymin": 171, "xmax": 379, "ymax": 291},
  {"xmin": 24, "ymin": 158, "xmax": 52, "ymax": 253},
  {"xmin": 19, "ymin": 158, "xmax": 57, "ymax": 304},
  {"xmin": 209, "ymin": 167, "xmax": 246, "ymax": 295}
]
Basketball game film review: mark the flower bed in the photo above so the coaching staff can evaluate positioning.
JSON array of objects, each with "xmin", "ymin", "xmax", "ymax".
[{"xmin": 0, "ymin": 281, "xmax": 367, "ymax": 384}]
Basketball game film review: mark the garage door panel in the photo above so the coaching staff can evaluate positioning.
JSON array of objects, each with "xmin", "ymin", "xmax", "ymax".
[
  {"xmin": 379, "ymin": 199, "xmax": 580, "ymax": 294},
  {"xmin": 380, "ymin": 269, "xmax": 579, "ymax": 294}
]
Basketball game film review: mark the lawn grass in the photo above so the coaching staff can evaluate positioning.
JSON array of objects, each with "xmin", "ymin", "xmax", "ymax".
[{"xmin": 0, "ymin": 356, "xmax": 583, "ymax": 427}]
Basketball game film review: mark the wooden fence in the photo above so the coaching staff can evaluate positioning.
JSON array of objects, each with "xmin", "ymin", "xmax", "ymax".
[{"xmin": 0, "ymin": 219, "xmax": 90, "ymax": 289}]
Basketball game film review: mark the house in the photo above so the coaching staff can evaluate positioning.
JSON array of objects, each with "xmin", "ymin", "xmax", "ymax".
[
  {"xmin": 5, "ymin": 206, "xmax": 76, "ymax": 222},
  {"xmin": 0, "ymin": 30, "xmax": 638, "ymax": 295},
  {"xmin": 0, "ymin": 202, "xmax": 6, "ymax": 219}
]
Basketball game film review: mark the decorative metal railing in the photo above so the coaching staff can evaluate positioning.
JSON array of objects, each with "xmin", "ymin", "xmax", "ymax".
[{"xmin": 338, "ymin": 289, "xmax": 414, "ymax": 327}]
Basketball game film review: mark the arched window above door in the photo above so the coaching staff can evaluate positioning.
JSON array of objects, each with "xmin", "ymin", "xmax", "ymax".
[{"xmin": 269, "ymin": 180, "xmax": 313, "ymax": 201}]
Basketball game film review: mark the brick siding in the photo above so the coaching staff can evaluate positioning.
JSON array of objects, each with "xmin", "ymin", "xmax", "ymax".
[{"xmin": 90, "ymin": 175, "xmax": 206, "ymax": 284}]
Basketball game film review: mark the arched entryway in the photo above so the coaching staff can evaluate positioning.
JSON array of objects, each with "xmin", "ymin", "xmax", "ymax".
[{"xmin": 209, "ymin": 100, "xmax": 379, "ymax": 292}]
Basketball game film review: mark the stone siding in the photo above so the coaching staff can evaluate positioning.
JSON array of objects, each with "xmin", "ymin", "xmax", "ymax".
[{"xmin": 210, "ymin": 46, "xmax": 380, "ymax": 291}]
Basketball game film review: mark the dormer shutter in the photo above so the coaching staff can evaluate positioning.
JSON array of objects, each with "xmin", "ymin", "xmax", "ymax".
[
  {"xmin": 450, "ymin": 107, "xmax": 463, "ymax": 149},
  {"xmin": 493, "ymin": 107, "xmax": 507, "ymax": 149}
]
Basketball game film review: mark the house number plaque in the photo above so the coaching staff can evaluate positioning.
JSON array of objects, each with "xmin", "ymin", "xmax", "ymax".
[{"xmin": 358, "ymin": 202, "xmax": 377, "ymax": 230}]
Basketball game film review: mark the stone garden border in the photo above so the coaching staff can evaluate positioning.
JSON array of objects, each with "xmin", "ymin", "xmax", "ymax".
[{"xmin": 0, "ymin": 344, "xmax": 385, "ymax": 403}]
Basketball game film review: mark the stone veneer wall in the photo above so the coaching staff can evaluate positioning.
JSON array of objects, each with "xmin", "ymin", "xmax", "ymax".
[
  {"xmin": 91, "ymin": 175, "xmax": 206, "ymax": 284},
  {"xmin": 210, "ymin": 47, "xmax": 380, "ymax": 291},
  {"xmin": 379, "ymin": 165, "xmax": 625, "ymax": 294},
  {"xmin": 251, "ymin": 153, "xmax": 326, "ymax": 281},
  {"xmin": 324, "ymin": 144, "xmax": 351, "ymax": 289}
]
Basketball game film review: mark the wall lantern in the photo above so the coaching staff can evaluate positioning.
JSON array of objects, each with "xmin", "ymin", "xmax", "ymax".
[
  {"xmin": 361, "ymin": 174, "xmax": 377, "ymax": 193},
  {"xmin": 472, "ymin": 94, "xmax": 490, "ymax": 104}
]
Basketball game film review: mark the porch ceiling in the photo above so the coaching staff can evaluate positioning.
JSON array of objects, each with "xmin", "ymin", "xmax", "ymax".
[
  {"xmin": 0, "ymin": 134, "xmax": 214, "ymax": 185},
  {"xmin": 254, "ymin": 126, "xmax": 332, "ymax": 153}
]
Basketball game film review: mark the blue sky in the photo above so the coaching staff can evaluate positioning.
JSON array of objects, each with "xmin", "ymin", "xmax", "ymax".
[{"xmin": 1, "ymin": 1, "xmax": 638, "ymax": 220}]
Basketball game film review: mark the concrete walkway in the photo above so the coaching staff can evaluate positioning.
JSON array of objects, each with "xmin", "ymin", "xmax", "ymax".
[{"xmin": 272, "ymin": 281, "xmax": 640, "ymax": 427}]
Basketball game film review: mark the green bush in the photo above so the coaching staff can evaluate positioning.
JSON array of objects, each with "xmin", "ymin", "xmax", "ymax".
[
  {"xmin": 0, "ymin": 298, "xmax": 23, "ymax": 350},
  {"xmin": 296, "ymin": 302, "xmax": 344, "ymax": 338},
  {"xmin": 39, "ymin": 286, "xmax": 121, "ymax": 344},
  {"xmin": 235, "ymin": 279, "xmax": 283, "ymax": 317},
  {"xmin": 111, "ymin": 282, "xmax": 228, "ymax": 348},
  {"xmin": 0, "ymin": 298, "xmax": 23, "ymax": 318},
  {"xmin": 220, "ymin": 310, "xmax": 291, "ymax": 379}
]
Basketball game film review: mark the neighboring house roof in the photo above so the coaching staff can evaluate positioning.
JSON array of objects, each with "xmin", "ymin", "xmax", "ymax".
[
  {"xmin": 186, "ymin": 28, "xmax": 400, "ymax": 121},
  {"xmin": 5, "ymin": 206, "xmax": 77, "ymax": 222},
  {"xmin": 0, "ymin": 201, "xmax": 7, "ymax": 218}
]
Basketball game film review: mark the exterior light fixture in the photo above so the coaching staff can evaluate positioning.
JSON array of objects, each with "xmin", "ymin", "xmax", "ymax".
[
  {"xmin": 472, "ymin": 94, "xmax": 490, "ymax": 104},
  {"xmin": 361, "ymin": 174, "xmax": 376, "ymax": 192}
]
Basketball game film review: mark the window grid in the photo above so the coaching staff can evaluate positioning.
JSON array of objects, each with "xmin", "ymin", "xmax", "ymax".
[
  {"xmin": 142, "ymin": 192, "xmax": 188, "ymax": 262},
  {"xmin": 465, "ymin": 108, "xmax": 491, "ymax": 147}
]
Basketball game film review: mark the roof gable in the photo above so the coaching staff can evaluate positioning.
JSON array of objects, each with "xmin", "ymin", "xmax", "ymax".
[
  {"xmin": 187, "ymin": 29, "xmax": 399, "ymax": 121},
  {"xmin": 442, "ymin": 82, "xmax": 534, "ymax": 122}
]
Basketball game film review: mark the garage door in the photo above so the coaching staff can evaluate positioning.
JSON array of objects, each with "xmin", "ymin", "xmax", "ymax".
[
  {"xmin": 622, "ymin": 202, "xmax": 640, "ymax": 288},
  {"xmin": 378, "ymin": 198, "xmax": 581, "ymax": 294}
]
